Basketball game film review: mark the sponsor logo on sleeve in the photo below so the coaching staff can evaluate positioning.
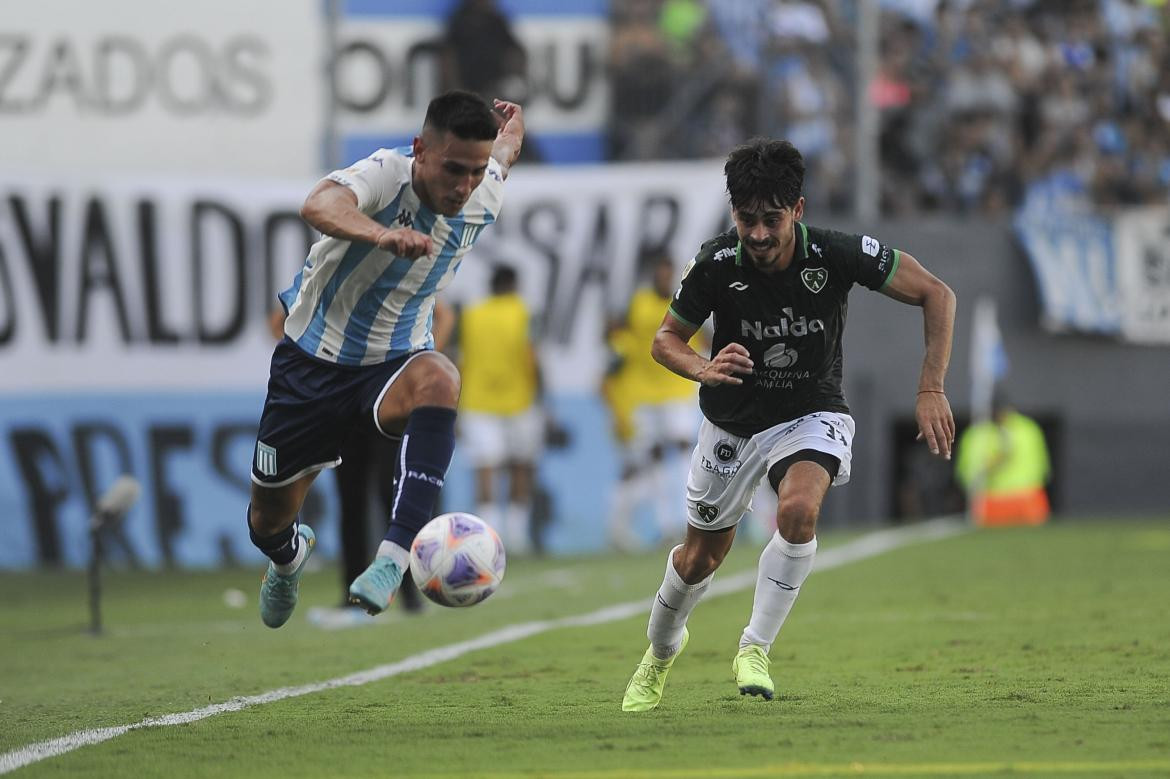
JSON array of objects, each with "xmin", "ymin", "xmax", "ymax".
[{"xmin": 861, "ymin": 235, "xmax": 880, "ymax": 257}]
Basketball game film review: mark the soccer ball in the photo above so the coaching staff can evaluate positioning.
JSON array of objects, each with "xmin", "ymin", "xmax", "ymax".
[{"xmin": 409, "ymin": 512, "xmax": 506, "ymax": 607}]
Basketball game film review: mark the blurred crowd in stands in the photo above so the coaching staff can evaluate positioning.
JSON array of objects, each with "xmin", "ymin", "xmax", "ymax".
[{"xmin": 608, "ymin": 0, "xmax": 1170, "ymax": 214}]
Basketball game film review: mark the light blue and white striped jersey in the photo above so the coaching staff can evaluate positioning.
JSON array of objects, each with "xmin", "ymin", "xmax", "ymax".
[{"xmin": 280, "ymin": 146, "xmax": 505, "ymax": 365}]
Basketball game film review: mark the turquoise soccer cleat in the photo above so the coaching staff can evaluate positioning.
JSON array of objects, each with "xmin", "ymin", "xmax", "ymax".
[
  {"xmin": 258, "ymin": 525, "xmax": 316, "ymax": 629},
  {"xmin": 348, "ymin": 557, "xmax": 404, "ymax": 615}
]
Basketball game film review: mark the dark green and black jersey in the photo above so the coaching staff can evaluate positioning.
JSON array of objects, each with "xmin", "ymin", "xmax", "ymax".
[{"xmin": 668, "ymin": 223, "xmax": 901, "ymax": 437}]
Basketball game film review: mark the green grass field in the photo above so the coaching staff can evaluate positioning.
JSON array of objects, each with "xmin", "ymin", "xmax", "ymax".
[{"xmin": 2, "ymin": 517, "xmax": 1169, "ymax": 778}]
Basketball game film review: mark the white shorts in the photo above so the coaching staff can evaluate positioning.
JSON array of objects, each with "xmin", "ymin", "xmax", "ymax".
[
  {"xmin": 460, "ymin": 408, "xmax": 543, "ymax": 469},
  {"xmin": 685, "ymin": 411, "xmax": 855, "ymax": 531},
  {"xmin": 630, "ymin": 399, "xmax": 701, "ymax": 459}
]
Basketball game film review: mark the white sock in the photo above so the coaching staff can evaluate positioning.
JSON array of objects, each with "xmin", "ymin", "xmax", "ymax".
[
  {"xmin": 375, "ymin": 540, "xmax": 411, "ymax": 571},
  {"xmin": 739, "ymin": 532, "xmax": 817, "ymax": 652},
  {"xmin": 505, "ymin": 502, "xmax": 532, "ymax": 554},
  {"xmin": 273, "ymin": 532, "xmax": 305, "ymax": 575},
  {"xmin": 478, "ymin": 502, "xmax": 502, "ymax": 534},
  {"xmin": 647, "ymin": 544, "xmax": 712, "ymax": 660},
  {"xmin": 608, "ymin": 472, "xmax": 642, "ymax": 547}
]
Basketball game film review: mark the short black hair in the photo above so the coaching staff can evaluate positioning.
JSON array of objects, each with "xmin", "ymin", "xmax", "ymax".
[
  {"xmin": 423, "ymin": 90, "xmax": 498, "ymax": 141},
  {"xmin": 490, "ymin": 263, "xmax": 518, "ymax": 294},
  {"xmin": 724, "ymin": 138, "xmax": 805, "ymax": 212}
]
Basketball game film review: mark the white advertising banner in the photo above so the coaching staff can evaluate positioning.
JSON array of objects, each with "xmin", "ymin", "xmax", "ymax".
[
  {"xmin": 1015, "ymin": 205, "xmax": 1170, "ymax": 344},
  {"xmin": 1113, "ymin": 207, "xmax": 1170, "ymax": 344},
  {"xmin": 0, "ymin": 162, "xmax": 727, "ymax": 392},
  {"xmin": 333, "ymin": 0, "xmax": 609, "ymax": 163},
  {"xmin": 1, "ymin": 0, "xmax": 322, "ymax": 178}
]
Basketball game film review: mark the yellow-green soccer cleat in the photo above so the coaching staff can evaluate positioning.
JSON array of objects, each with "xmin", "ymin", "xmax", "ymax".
[
  {"xmin": 258, "ymin": 525, "xmax": 316, "ymax": 629},
  {"xmin": 732, "ymin": 644, "xmax": 775, "ymax": 700},
  {"xmin": 621, "ymin": 628, "xmax": 689, "ymax": 712}
]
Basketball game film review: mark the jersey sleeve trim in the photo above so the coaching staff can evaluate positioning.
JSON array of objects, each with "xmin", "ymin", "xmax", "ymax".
[
  {"xmin": 667, "ymin": 304, "xmax": 701, "ymax": 329},
  {"xmin": 878, "ymin": 248, "xmax": 902, "ymax": 291}
]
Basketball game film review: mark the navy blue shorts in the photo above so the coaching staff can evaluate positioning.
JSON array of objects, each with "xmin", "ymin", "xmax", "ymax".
[{"xmin": 251, "ymin": 338, "xmax": 430, "ymax": 487}]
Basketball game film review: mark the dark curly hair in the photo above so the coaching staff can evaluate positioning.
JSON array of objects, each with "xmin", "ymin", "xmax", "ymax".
[{"xmin": 724, "ymin": 138, "xmax": 805, "ymax": 212}]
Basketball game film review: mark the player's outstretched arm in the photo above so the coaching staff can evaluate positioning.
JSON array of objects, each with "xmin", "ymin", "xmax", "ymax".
[
  {"xmin": 879, "ymin": 251, "xmax": 957, "ymax": 458},
  {"xmin": 652, "ymin": 311, "xmax": 754, "ymax": 386},
  {"xmin": 491, "ymin": 99, "xmax": 525, "ymax": 179},
  {"xmin": 300, "ymin": 179, "xmax": 432, "ymax": 259}
]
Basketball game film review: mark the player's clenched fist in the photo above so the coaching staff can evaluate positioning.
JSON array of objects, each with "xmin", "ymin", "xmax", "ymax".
[
  {"xmin": 377, "ymin": 227, "xmax": 433, "ymax": 259},
  {"xmin": 697, "ymin": 342, "xmax": 754, "ymax": 386}
]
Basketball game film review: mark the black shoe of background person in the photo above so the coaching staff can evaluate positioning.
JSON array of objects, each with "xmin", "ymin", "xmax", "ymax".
[{"xmin": 398, "ymin": 568, "xmax": 425, "ymax": 613}]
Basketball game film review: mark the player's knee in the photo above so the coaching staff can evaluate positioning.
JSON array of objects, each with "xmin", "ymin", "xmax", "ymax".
[
  {"xmin": 776, "ymin": 497, "xmax": 820, "ymax": 543},
  {"xmin": 413, "ymin": 355, "xmax": 461, "ymax": 407},
  {"xmin": 248, "ymin": 492, "xmax": 296, "ymax": 536}
]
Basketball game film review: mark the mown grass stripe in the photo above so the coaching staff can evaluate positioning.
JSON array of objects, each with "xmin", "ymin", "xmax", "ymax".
[{"xmin": 445, "ymin": 760, "xmax": 1170, "ymax": 777}]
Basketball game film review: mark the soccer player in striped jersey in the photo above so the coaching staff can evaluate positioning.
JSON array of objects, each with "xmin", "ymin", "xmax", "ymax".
[{"xmin": 247, "ymin": 91, "xmax": 524, "ymax": 627}]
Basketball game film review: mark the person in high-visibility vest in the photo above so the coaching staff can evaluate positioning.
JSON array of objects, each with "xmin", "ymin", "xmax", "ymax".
[{"xmin": 955, "ymin": 396, "xmax": 1051, "ymax": 526}]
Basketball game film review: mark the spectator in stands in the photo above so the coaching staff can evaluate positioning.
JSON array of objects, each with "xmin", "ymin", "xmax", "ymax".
[
  {"xmin": 606, "ymin": 0, "xmax": 1170, "ymax": 214},
  {"xmin": 441, "ymin": 0, "xmax": 527, "ymax": 104}
]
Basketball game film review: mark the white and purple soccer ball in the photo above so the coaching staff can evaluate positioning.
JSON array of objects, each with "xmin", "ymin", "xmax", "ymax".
[{"xmin": 409, "ymin": 512, "xmax": 506, "ymax": 607}]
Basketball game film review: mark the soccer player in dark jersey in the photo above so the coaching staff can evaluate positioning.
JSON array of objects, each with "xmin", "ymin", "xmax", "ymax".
[{"xmin": 622, "ymin": 138, "xmax": 956, "ymax": 711}]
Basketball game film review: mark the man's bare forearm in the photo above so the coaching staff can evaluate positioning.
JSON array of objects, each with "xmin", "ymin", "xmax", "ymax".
[
  {"xmin": 918, "ymin": 280, "xmax": 956, "ymax": 391},
  {"xmin": 652, "ymin": 329, "xmax": 707, "ymax": 383},
  {"xmin": 301, "ymin": 185, "xmax": 385, "ymax": 244},
  {"xmin": 491, "ymin": 133, "xmax": 523, "ymax": 174}
]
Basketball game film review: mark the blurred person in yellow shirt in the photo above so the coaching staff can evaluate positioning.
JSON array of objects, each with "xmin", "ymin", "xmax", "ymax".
[
  {"xmin": 458, "ymin": 264, "xmax": 543, "ymax": 555},
  {"xmin": 601, "ymin": 323, "xmax": 648, "ymax": 550},
  {"xmin": 606, "ymin": 252, "xmax": 701, "ymax": 548},
  {"xmin": 955, "ymin": 393, "xmax": 1051, "ymax": 526}
]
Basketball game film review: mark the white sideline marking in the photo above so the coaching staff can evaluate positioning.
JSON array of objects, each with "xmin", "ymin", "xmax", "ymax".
[{"xmin": 0, "ymin": 518, "xmax": 964, "ymax": 775}]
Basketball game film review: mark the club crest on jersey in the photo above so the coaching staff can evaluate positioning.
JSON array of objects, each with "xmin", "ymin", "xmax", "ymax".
[{"xmin": 801, "ymin": 267, "xmax": 828, "ymax": 294}]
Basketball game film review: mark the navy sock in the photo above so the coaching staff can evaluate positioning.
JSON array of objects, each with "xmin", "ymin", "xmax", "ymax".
[
  {"xmin": 248, "ymin": 507, "xmax": 299, "ymax": 564},
  {"xmin": 385, "ymin": 406, "xmax": 456, "ymax": 549}
]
